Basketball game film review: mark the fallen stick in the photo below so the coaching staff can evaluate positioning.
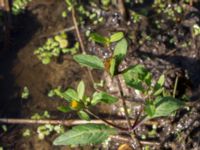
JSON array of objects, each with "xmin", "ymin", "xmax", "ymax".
[{"xmin": 0, "ymin": 118, "xmax": 157, "ymax": 126}]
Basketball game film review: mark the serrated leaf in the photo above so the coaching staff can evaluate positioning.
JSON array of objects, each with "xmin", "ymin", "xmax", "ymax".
[
  {"xmin": 64, "ymin": 89, "xmax": 79, "ymax": 101},
  {"xmin": 90, "ymin": 33, "xmax": 109, "ymax": 44},
  {"xmin": 150, "ymin": 97, "xmax": 184, "ymax": 118},
  {"xmin": 92, "ymin": 92, "xmax": 118, "ymax": 105},
  {"xmin": 78, "ymin": 111, "xmax": 90, "ymax": 121},
  {"xmin": 113, "ymin": 38, "xmax": 128, "ymax": 64},
  {"xmin": 110, "ymin": 32, "xmax": 124, "ymax": 43},
  {"xmin": 77, "ymin": 81, "xmax": 85, "ymax": 100},
  {"xmin": 53, "ymin": 124, "xmax": 117, "ymax": 146},
  {"xmin": 73, "ymin": 54, "xmax": 104, "ymax": 70}
]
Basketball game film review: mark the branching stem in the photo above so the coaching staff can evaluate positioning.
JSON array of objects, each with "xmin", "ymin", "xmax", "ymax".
[{"xmin": 84, "ymin": 109, "xmax": 128, "ymax": 131}]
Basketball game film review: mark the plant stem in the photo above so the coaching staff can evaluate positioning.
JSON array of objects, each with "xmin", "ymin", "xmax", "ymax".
[
  {"xmin": 72, "ymin": 7, "xmax": 86, "ymax": 54},
  {"xmin": 71, "ymin": 6, "xmax": 97, "ymax": 88},
  {"xmin": 84, "ymin": 109, "xmax": 128, "ymax": 131},
  {"xmin": 116, "ymin": 76, "xmax": 132, "ymax": 131},
  {"xmin": 132, "ymin": 116, "xmax": 148, "ymax": 131},
  {"xmin": 173, "ymin": 76, "xmax": 179, "ymax": 98}
]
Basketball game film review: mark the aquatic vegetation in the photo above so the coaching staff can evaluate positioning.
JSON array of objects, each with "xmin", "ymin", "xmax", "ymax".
[
  {"xmin": 12, "ymin": 0, "xmax": 32, "ymax": 15},
  {"xmin": 34, "ymin": 33, "xmax": 79, "ymax": 64}
]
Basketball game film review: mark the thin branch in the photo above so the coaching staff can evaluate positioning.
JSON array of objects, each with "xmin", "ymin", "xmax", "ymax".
[
  {"xmin": 117, "ymin": 0, "xmax": 127, "ymax": 20},
  {"xmin": 39, "ymin": 26, "xmax": 75, "ymax": 38},
  {"xmin": 84, "ymin": 109, "xmax": 128, "ymax": 131},
  {"xmin": 71, "ymin": 7, "xmax": 86, "ymax": 54},
  {"xmin": 173, "ymin": 76, "xmax": 179, "ymax": 98},
  {"xmin": 71, "ymin": 6, "xmax": 97, "ymax": 89},
  {"xmin": 0, "ymin": 118, "xmax": 157, "ymax": 126},
  {"xmin": 116, "ymin": 76, "xmax": 132, "ymax": 131}
]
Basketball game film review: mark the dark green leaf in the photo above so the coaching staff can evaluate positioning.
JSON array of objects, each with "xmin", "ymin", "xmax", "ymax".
[
  {"xmin": 77, "ymin": 80, "xmax": 85, "ymax": 100},
  {"xmin": 123, "ymin": 65, "xmax": 151, "ymax": 91},
  {"xmin": 150, "ymin": 97, "xmax": 184, "ymax": 118},
  {"xmin": 113, "ymin": 38, "xmax": 128, "ymax": 64},
  {"xmin": 53, "ymin": 124, "xmax": 117, "ymax": 146},
  {"xmin": 110, "ymin": 32, "xmax": 124, "ymax": 43},
  {"xmin": 57, "ymin": 106, "xmax": 71, "ymax": 113},
  {"xmin": 73, "ymin": 54, "xmax": 104, "ymax": 70},
  {"xmin": 90, "ymin": 33, "xmax": 109, "ymax": 44},
  {"xmin": 92, "ymin": 92, "xmax": 118, "ymax": 105},
  {"xmin": 78, "ymin": 111, "xmax": 90, "ymax": 121}
]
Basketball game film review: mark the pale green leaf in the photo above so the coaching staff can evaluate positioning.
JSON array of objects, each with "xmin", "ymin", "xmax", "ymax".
[
  {"xmin": 153, "ymin": 87, "xmax": 164, "ymax": 96},
  {"xmin": 110, "ymin": 32, "xmax": 124, "ymax": 43},
  {"xmin": 53, "ymin": 124, "xmax": 117, "ymax": 146},
  {"xmin": 92, "ymin": 92, "xmax": 118, "ymax": 105},
  {"xmin": 113, "ymin": 38, "xmax": 128, "ymax": 63},
  {"xmin": 64, "ymin": 89, "xmax": 79, "ymax": 101},
  {"xmin": 157, "ymin": 75, "xmax": 165, "ymax": 87},
  {"xmin": 109, "ymin": 58, "xmax": 116, "ymax": 76},
  {"xmin": 78, "ymin": 111, "xmax": 90, "ymax": 121},
  {"xmin": 73, "ymin": 54, "xmax": 104, "ymax": 70},
  {"xmin": 77, "ymin": 81, "xmax": 85, "ymax": 100}
]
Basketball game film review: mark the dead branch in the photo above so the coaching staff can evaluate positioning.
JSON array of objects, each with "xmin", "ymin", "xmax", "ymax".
[{"xmin": 0, "ymin": 118, "xmax": 157, "ymax": 126}]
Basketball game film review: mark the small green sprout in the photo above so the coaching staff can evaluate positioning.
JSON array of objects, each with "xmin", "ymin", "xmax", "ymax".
[
  {"xmin": 1, "ymin": 125, "xmax": 7, "ymax": 132},
  {"xmin": 192, "ymin": 24, "xmax": 200, "ymax": 37},
  {"xmin": 22, "ymin": 129, "xmax": 31, "ymax": 137},
  {"xmin": 12, "ymin": 0, "xmax": 32, "ymax": 15},
  {"xmin": 21, "ymin": 86, "xmax": 29, "ymax": 99}
]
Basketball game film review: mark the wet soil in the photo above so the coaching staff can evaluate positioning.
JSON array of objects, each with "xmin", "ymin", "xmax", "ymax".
[{"xmin": 0, "ymin": 0, "xmax": 200, "ymax": 150}]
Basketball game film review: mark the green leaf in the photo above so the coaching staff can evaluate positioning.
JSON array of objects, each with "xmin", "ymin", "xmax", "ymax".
[
  {"xmin": 90, "ymin": 33, "xmax": 109, "ymax": 44},
  {"xmin": 53, "ymin": 124, "xmax": 117, "ymax": 146},
  {"xmin": 73, "ymin": 54, "xmax": 104, "ymax": 70},
  {"xmin": 144, "ymin": 101, "xmax": 156, "ymax": 117},
  {"xmin": 113, "ymin": 38, "xmax": 128, "ymax": 64},
  {"xmin": 92, "ymin": 92, "xmax": 118, "ymax": 105},
  {"xmin": 153, "ymin": 87, "xmax": 164, "ymax": 96},
  {"xmin": 78, "ymin": 111, "xmax": 90, "ymax": 121},
  {"xmin": 110, "ymin": 32, "xmax": 124, "ymax": 43},
  {"xmin": 154, "ymin": 75, "xmax": 165, "ymax": 95},
  {"xmin": 157, "ymin": 74, "xmax": 165, "ymax": 87},
  {"xmin": 57, "ymin": 106, "xmax": 71, "ymax": 113},
  {"xmin": 109, "ymin": 58, "xmax": 116, "ymax": 76},
  {"xmin": 123, "ymin": 65, "xmax": 151, "ymax": 91},
  {"xmin": 64, "ymin": 89, "xmax": 79, "ymax": 101},
  {"xmin": 150, "ymin": 97, "xmax": 184, "ymax": 118},
  {"xmin": 21, "ymin": 86, "xmax": 29, "ymax": 99},
  {"xmin": 77, "ymin": 81, "xmax": 85, "ymax": 100}
]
